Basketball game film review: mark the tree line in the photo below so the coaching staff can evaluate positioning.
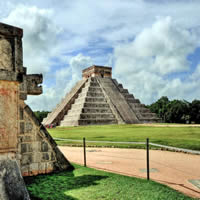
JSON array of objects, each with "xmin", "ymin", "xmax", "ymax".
[{"xmin": 147, "ymin": 96, "xmax": 200, "ymax": 124}]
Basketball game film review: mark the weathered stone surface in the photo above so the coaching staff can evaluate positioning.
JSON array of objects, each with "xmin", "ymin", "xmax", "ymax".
[
  {"xmin": 0, "ymin": 160, "xmax": 30, "ymax": 200},
  {"xmin": 0, "ymin": 38, "xmax": 13, "ymax": 71},
  {"xmin": 26, "ymin": 74, "xmax": 43, "ymax": 95},
  {"xmin": 18, "ymin": 103, "xmax": 73, "ymax": 176},
  {"xmin": 0, "ymin": 81, "xmax": 18, "ymax": 152},
  {"xmin": 0, "ymin": 22, "xmax": 73, "ymax": 182}
]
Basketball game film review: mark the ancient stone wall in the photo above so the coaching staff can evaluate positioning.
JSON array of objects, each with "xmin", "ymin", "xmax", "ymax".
[
  {"xmin": 18, "ymin": 102, "xmax": 72, "ymax": 176},
  {"xmin": 0, "ymin": 22, "xmax": 72, "ymax": 199}
]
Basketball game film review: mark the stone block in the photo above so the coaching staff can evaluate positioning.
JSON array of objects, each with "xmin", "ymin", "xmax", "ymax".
[
  {"xmin": 21, "ymin": 143, "xmax": 32, "ymax": 153},
  {"xmin": 20, "ymin": 122, "xmax": 24, "ymax": 134},
  {"xmin": 38, "ymin": 162, "xmax": 46, "ymax": 174},
  {"xmin": 32, "ymin": 153, "xmax": 41, "ymax": 163},
  {"xmin": 51, "ymin": 152, "xmax": 55, "ymax": 161},
  {"xmin": 42, "ymin": 152, "xmax": 50, "ymax": 161},
  {"xmin": 20, "ymin": 135, "xmax": 32, "ymax": 142},
  {"xmin": 41, "ymin": 141, "xmax": 49, "ymax": 152},
  {"xmin": 32, "ymin": 141, "xmax": 40, "ymax": 152},
  {"xmin": 46, "ymin": 162, "xmax": 54, "ymax": 173},
  {"xmin": 29, "ymin": 163, "xmax": 39, "ymax": 176},
  {"xmin": 21, "ymin": 154, "xmax": 33, "ymax": 165},
  {"xmin": 25, "ymin": 121, "xmax": 33, "ymax": 133},
  {"xmin": 19, "ymin": 107, "xmax": 24, "ymax": 120}
]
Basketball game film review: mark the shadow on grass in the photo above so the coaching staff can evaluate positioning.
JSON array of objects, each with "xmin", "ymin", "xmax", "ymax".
[{"xmin": 24, "ymin": 169, "xmax": 108, "ymax": 200}]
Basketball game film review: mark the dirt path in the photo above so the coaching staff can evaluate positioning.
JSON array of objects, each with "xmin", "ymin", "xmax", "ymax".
[{"xmin": 60, "ymin": 146, "xmax": 200, "ymax": 199}]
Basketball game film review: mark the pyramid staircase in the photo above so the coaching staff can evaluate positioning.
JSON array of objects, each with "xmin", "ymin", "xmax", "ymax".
[
  {"xmin": 42, "ymin": 79, "xmax": 87, "ymax": 126},
  {"xmin": 43, "ymin": 65, "xmax": 161, "ymax": 126},
  {"xmin": 60, "ymin": 77, "xmax": 118, "ymax": 126}
]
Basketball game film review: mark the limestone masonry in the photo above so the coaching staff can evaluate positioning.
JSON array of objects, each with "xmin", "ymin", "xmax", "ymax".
[
  {"xmin": 43, "ymin": 65, "xmax": 160, "ymax": 127},
  {"xmin": 0, "ymin": 22, "xmax": 72, "ymax": 199}
]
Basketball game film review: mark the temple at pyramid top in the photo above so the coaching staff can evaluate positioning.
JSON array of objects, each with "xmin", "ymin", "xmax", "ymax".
[
  {"xmin": 82, "ymin": 65, "xmax": 112, "ymax": 78},
  {"xmin": 43, "ymin": 65, "xmax": 160, "ymax": 126}
]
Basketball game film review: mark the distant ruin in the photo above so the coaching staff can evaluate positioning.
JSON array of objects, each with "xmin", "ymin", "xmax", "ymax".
[
  {"xmin": 43, "ymin": 65, "xmax": 160, "ymax": 127},
  {"xmin": 0, "ymin": 22, "xmax": 72, "ymax": 199}
]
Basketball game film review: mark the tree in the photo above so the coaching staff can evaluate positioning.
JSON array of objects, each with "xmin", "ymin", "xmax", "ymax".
[
  {"xmin": 165, "ymin": 100, "xmax": 190, "ymax": 123},
  {"xmin": 34, "ymin": 111, "xmax": 50, "ymax": 123},
  {"xmin": 189, "ymin": 100, "xmax": 200, "ymax": 124},
  {"xmin": 148, "ymin": 96, "xmax": 169, "ymax": 121}
]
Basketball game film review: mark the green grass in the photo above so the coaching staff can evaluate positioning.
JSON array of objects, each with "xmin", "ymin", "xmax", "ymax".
[
  {"xmin": 25, "ymin": 164, "xmax": 195, "ymax": 200},
  {"xmin": 48, "ymin": 124, "xmax": 200, "ymax": 150}
]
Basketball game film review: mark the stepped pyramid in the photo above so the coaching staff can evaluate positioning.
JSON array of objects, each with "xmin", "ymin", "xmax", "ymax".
[{"xmin": 43, "ymin": 66, "xmax": 160, "ymax": 126}]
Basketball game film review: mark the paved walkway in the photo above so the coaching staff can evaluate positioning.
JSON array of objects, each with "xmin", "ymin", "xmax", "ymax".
[{"xmin": 60, "ymin": 146, "xmax": 200, "ymax": 199}]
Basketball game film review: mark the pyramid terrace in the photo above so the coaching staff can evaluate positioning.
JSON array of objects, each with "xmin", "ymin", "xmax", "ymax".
[{"xmin": 43, "ymin": 65, "xmax": 160, "ymax": 126}]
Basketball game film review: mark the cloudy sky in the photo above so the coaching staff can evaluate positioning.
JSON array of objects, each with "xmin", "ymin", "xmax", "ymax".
[{"xmin": 1, "ymin": 0, "xmax": 200, "ymax": 111}]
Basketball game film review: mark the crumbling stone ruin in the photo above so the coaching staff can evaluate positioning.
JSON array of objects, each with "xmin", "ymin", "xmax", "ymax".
[
  {"xmin": 43, "ymin": 65, "xmax": 160, "ymax": 127},
  {"xmin": 0, "ymin": 22, "xmax": 72, "ymax": 199}
]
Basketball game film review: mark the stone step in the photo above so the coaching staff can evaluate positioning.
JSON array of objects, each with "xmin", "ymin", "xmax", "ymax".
[
  {"xmin": 123, "ymin": 93, "xmax": 134, "ymax": 99},
  {"xmin": 82, "ymin": 108, "xmax": 112, "ymax": 113},
  {"xmin": 90, "ymin": 77, "xmax": 98, "ymax": 82},
  {"xmin": 60, "ymin": 120, "xmax": 79, "ymax": 126},
  {"xmin": 78, "ymin": 91, "xmax": 104, "ymax": 98},
  {"xmin": 82, "ymin": 86, "xmax": 102, "ymax": 93},
  {"xmin": 127, "ymin": 98, "xmax": 140, "ymax": 103},
  {"xmin": 130, "ymin": 103, "xmax": 146, "ymax": 109},
  {"xmin": 130, "ymin": 103, "xmax": 142, "ymax": 108},
  {"xmin": 64, "ymin": 113, "xmax": 115, "ymax": 120},
  {"xmin": 85, "ymin": 81, "xmax": 99, "ymax": 87},
  {"xmin": 80, "ymin": 113, "xmax": 115, "ymax": 119},
  {"xmin": 121, "ymin": 89, "xmax": 129, "ymax": 93},
  {"xmin": 85, "ymin": 97, "xmax": 106, "ymax": 103},
  {"xmin": 67, "ymin": 107, "xmax": 112, "ymax": 115},
  {"xmin": 71, "ymin": 102, "xmax": 110, "ymax": 110},
  {"xmin": 78, "ymin": 119, "xmax": 118, "ymax": 125},
  {"xmin": 63, "ymin": 114, "xmax": 80, "ymax": 120},
  {"xmin": 84, "ymin": 102, "xmax": 110, "ymax": 108},
  {"xmin": 132, "ymin": 107, "xmax": 150, "ymax": 113},
  {"xmin": 118, "ymin": 83, "xmax": 123, "ymax": 88},
  {"xmin": 75, "ymin": 97, "xmax": 107, "ymax": 104}
]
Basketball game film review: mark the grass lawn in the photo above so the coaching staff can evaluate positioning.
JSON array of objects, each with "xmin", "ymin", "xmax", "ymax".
[
  {"xmin": 25, "ymin": 164, "xmax": 195, "ymax": 200},
  {"xmin": 48, "ymin": 124, "xmax": 200, "ymax": 150}
]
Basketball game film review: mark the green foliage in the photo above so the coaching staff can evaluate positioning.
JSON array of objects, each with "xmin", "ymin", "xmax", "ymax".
[
  {"xmin": 148, "ymin": 97, "xmax": 200, "ymax": 124},
  {"xmin": 34, "ymin": 111, "xmax": 50, "ymax": 123},
  {"xmin": 48, "ymin": 124, "xmax": 200, "ymax": 150},
  {"xmin": 190, "ymin": 99, "xmax": 200, "ymax": 124},
  {"xmin": 148, "ymin": 96, "xmax": 169, "ymax": 121},
  {"xmin": 25, "ymin": 164, "xmax": 194, "ymax": 200},
  {"xmin": 165, "ymin": 100, "xmax": 190, "ymax": 123}
]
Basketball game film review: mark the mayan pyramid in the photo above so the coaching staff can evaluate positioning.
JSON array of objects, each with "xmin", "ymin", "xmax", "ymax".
[{"xmin": 43, "ymin": 65, "xmax": 160, "ymax": 126}]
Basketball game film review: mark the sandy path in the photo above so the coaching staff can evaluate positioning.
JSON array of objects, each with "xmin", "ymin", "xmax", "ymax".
[{"xmin": 60, "ymin": 146, "xmax": 200, "ymax": 199}]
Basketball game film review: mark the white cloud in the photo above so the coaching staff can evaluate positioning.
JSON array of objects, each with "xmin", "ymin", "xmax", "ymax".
[
  {"xmin": 2, "ymin": 4, "xmax": 61, "ymax": 75},
  {"xmin": 113, "ymin": 17, "xmax": 200, "ymax": 104}
]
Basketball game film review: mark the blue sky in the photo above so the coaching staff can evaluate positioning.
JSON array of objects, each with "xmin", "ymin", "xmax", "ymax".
[{"xmin": 1, "ymin": 0, "xmax": 200, "ymax": 111}]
